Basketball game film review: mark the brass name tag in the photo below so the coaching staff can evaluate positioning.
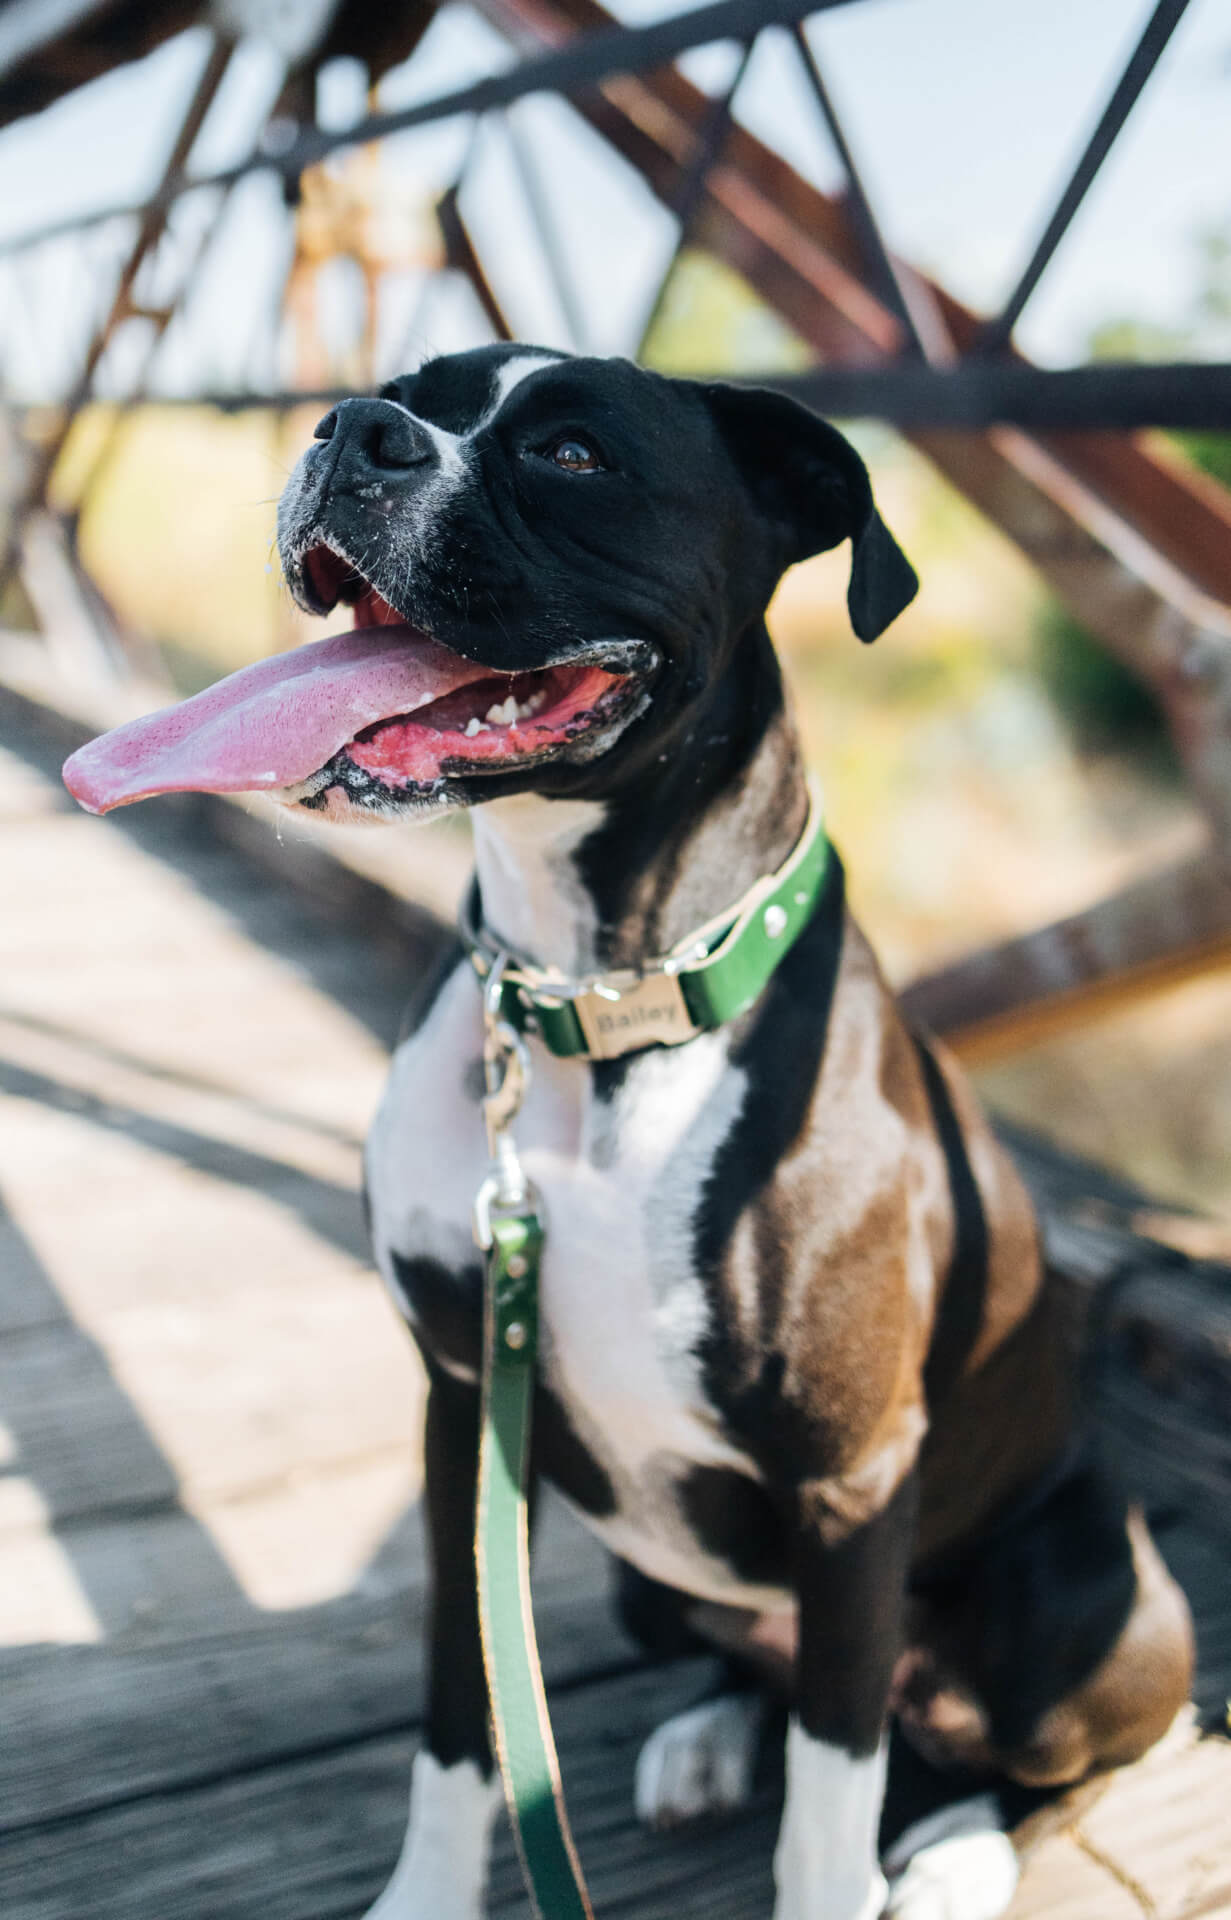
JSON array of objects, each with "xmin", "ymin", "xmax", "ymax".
[{"xmin": 573, "ymin": 971, "xmax": 699, "ymax": 1060}]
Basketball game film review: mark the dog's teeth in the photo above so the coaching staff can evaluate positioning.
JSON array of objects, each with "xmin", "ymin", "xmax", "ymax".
[
  {"xmin": 463, "ymin": 717, "xmax": 490, "ymax": 738},
  {"xmin": 480, "ymin": 691, "xmax": 545, "ymax": 728}
]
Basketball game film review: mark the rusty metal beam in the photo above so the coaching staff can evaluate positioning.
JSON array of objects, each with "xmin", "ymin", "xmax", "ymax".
[
  {"xmin": 0, "ymin": 0, "xmax": 114, "ymax": 79},
  {"xmin": 5, "ymin": 30, "xmax": 237, "ymax": 559},
  {"xmin": 478, "ymin": 0, "xmax": 1231, "ymax": 598},
  {"xmin": 0, "ymin": 0, "xmax": 873, "ymax": 258},
  {"xmin": 637, "ymin": 35, "xmax": 756, "ymax": 355},
  {"xmin": 901, "ymin": 847, "xmax": 1231, "ymax": 1064},
  {"xmin": 436, "ymin": 186, "xmax": 513, "ymax": 341}
]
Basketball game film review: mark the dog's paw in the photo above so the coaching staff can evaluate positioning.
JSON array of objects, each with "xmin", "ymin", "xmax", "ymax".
[
  {"xmin": 359, "ymin": 1752, "xmax": 500, "ymax": 1920},
  {"xmin": 884, "ymin": 1821, "xmax": 1018, "ymax": 1920},
  {"xmin": 634, "ymin": 1692, "xmax": 765, "ymax": 1828}
]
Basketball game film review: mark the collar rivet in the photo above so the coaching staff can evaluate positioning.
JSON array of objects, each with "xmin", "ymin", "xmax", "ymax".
[{"xmin": 764, "ymin": 903, "xmax": 788, "ymax": 938}]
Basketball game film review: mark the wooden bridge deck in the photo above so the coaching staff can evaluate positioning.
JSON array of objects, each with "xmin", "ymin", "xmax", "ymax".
[{"xmin": 1, "ymin": 667, "xmax": 1228, "ymax": 1920}]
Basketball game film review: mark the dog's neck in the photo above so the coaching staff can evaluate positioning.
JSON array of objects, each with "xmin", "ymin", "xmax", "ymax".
[{"xmin": 470, "ymin": 621, "xmax": 809, "ymax": 978}]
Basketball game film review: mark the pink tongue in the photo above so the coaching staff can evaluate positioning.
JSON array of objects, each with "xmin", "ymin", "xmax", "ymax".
[{"xmin": 62, "ymin": 626, "xmax": 488, "ymax": 814}]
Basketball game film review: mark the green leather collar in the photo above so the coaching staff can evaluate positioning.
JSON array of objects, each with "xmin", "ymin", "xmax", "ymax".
[{"xmin": 461, "ymin": 777, "xmax": 829, "ymax": 1061}]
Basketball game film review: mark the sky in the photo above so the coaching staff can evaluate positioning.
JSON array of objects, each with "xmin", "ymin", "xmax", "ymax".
[{"xmin": 0, "ymin": 0, "xmax": 1227, "ymax": 401}]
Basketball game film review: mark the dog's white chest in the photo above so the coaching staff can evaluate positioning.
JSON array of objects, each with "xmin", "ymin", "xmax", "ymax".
[{"xmin": 366, "ymin": 960, "xmax": 773, "ymax": 1598}]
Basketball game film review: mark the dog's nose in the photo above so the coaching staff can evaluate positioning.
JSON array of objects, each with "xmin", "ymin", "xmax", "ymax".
[{"xmin": 313, "ymin": 397, "xmax": 435, "ymax": 475}]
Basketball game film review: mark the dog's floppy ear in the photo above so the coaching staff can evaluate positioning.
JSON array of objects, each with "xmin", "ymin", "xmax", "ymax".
[{"xmin": 704, "ymin": 382, "xmax": 918, "ymax": 642}]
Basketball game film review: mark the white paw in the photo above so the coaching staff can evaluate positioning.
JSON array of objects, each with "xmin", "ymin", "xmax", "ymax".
[
  {"xmin": 360, "ymin": 1752, "xmax": 501, "ymax": 1920},
  {"xmin": 634, "ymin": 1692, "xmax": 765, "ymax": 1828},
  {"xmin": 773, "ymin": 1866, "xmax": 887, "ymax": 1920},
  {"xmin": 885, "ymin": 1831, "xmax": 1019, "ymax": 1920}
]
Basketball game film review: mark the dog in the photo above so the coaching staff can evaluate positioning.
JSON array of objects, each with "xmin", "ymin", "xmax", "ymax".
[{"xmin": 64, "ymin": 344, "xmax": 1193, "ymax": 1920}]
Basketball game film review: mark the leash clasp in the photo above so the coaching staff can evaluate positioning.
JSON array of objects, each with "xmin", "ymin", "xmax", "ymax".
[
  {"xmin": 474, "ymin": 953, "xmax": 540, "ymax": 1248},
  {"xmin": 481, "ymin": 953, "xmax": 533, "ymax": 1155},
  {"xmin": 473, "ymin": 1167, "xmax": 541, "ymax": 1251}
]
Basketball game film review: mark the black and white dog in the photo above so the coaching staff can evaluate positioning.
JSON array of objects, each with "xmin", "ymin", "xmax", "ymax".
[{"xmin": 65, "ymin": 344, "xmax": 1192, "ymax": 1920}]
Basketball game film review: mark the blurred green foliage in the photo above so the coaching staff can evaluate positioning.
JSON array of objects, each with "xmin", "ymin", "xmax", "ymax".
[
  {"xmin": 641, "ymin": 249, "xmax": 812, "ymax": 375},
  {"xmin": 1032, "ymin": 601, "xmax": 1173, "ymax": 761},
  {"xmin": 1178, "ymin": 430, "xmax": 1231, "ymax": 488}
]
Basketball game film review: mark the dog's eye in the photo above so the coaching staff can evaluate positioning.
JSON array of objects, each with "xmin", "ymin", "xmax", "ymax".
[{"xmin": 548, "ymin": 438, "xmax": 603, "ymax": 474}]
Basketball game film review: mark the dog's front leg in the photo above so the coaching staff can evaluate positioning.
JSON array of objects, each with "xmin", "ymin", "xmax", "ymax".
[
  {"xmin": 364, "ymin": 1368, "xmax": 503, "ymax": 1920},
  {"xmin": 774, "ymin": 1477, "xmax": 917, "ymax": 1920}
]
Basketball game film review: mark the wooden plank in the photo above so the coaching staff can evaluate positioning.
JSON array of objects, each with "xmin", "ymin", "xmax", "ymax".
[
  {"xmin": 3, "ymin": 1348, "xmax": 1224, "ymax": 1827},
  {"xmin": 0, "ymin": 1317, "xmax": 179, "ymax": 1526},
  {"xmin": 1073, "ymin": 1721, "xmax": 1231, "ymax": 1919},
  {"xmin": 0, "ymin": 1657, "xmax": 757, "ymax": 1920},
  {"xmin": 3, "ymin": 1631, "xmax": 1228, "ymax": 1920},
  {"xmin": 0, "ymin": 679, "xmax": 432, "ymax": 1661},
  {"xmin": 0, "ymin": 1491, "xmax": 619, "ymax": 1834},
  {"xmin": 1011, "ymin": 1831, "xmax": 1154, "ymax": 1920}
]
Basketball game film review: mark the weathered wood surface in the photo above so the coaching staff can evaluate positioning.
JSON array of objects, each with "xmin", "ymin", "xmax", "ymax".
[{"xmin": 0, "ymin": 676, "xmax": 1228, "ymax": 1919}]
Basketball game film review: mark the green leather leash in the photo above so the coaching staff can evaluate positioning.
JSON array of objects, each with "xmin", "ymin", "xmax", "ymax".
[
  {"xmin": 473, "ymin": 969, "xmax": 594, "ymax": 1920},
  {"xmin": 470, "ymin": 790, "xmax": 830, "ymax": 1917}
]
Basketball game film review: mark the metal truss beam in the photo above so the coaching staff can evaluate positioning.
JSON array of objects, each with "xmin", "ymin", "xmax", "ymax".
[
  {"xmin": 787, "ymin": 21, "xmax": 927, "ymax": 359},
  {"xmin": 773, "ymin": 360, "xmax": 1231, "ymax": 430},
  {"xmin": 0, "ymin": 0, "xmax": 870, "ymax": 258},
  {"xmin": 85, "ymin": 361, "xmax": 1231, "ymax": 433},
  {"xmin": 637, "ymin": 34, "xmax": 756, "ymax": 354},
  {"xmin": 0, "ymin": 0, "xmax": 114, "ymax": 80}
]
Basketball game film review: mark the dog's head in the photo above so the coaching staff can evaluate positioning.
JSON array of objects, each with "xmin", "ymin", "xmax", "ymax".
[{"xmin": 62, "ymin": 345, "xmax": 916, "ymax": 822}]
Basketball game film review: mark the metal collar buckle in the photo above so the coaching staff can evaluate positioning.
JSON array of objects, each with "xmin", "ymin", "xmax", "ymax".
[{"xmin": 473, "ymin": 954, "xmax": 541, "ymax": 1248}]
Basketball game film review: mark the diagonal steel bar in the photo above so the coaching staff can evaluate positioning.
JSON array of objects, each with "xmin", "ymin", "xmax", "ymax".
[
  {"xmin": 1, "ymin": 31, "xmax": 237, "ymax": 580},
  {"xmin": 504, "ymin": 111, "xmax": 591, "ymax": 351},
  {"xmin": 974, "ymin": 0, "xmax": 1193, "ymax": 354},
  {"xmin": 787, "ymin": 20, "xmax": 927, "ymax": 359},
  {"xmin": 438, "ymin": 186, "xmax": 514, "ymax": 340},
  {"xmin": 637, "ymin": 35, "xmax": 757, "ymax": 355}
]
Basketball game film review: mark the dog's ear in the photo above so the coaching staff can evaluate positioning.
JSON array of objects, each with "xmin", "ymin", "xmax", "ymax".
[{"xmin": 703, "ymin": 383, "xmax": 918, "ymax": 642}]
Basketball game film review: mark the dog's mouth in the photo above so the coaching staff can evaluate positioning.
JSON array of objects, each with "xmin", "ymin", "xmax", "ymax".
[{"xmin": 61, "ymin": 542, "xmax": 647, "ymax": 815}]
